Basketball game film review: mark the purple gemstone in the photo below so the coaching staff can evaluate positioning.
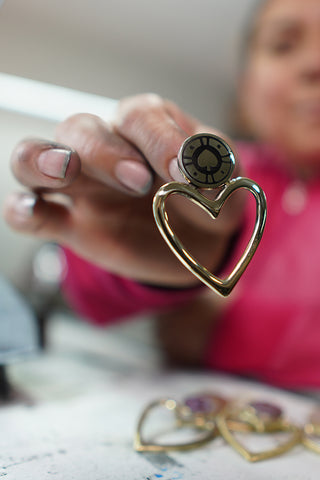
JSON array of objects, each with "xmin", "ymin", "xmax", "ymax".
[
  {"xmin": 249, "ymin": 401, "xmax": 282, "ymax": 420},
  {"xmin": 184, "ymin": 394, "xmax": 219, "ymax": 414}
]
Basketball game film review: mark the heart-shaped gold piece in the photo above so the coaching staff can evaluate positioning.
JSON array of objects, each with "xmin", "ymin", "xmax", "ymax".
[
  {"xmin": 153, "ymin": 177, "xmax": 267, "ymax": 297},
  {"xmin": 134, "ymin": 397, "xmax": 218, "ymax": 452},
  {"xmin": 153, "ymin": 133, "xmax": 266, "ymax": 296},
  {"xmin": 217, "ymin": 401, "xmax": 302, "ymax": 462}
]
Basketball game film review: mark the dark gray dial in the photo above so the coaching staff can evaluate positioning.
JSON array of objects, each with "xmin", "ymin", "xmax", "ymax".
[{"xmin": 178, "ymin": 134, "xmax": 235, "ymax": 188}]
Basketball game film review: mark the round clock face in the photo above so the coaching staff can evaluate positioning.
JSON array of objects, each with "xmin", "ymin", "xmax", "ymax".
[{"xmin": 178, "ymin": 134, "xmax": 235, "ymax": 188}]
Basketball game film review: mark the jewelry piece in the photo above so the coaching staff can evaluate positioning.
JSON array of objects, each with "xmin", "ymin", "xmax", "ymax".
[
  {"xmin": 302, "ymin": 408, "xmax": 320, "ymax": 454},
  {"xmin": 177, "ymin": 392, "xmax": 227, "ymax": 425},
  {"xmin": 134, "ymin": 393, "xmax": 226, "ymax": 452},
  {"xmin": 153, "ymin": 133, "xmax": 267, "ymax": 297},
  {"xmin": 217, "ymin": 400, "xmax": 302, "ymax": 462}
]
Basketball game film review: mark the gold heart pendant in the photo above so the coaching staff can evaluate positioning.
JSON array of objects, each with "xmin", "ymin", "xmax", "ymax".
[
  {"xmin": 216, "ymin": 401, "xmax": 302, "ymax": 462},
  {"xmin": 153, "ymin": 133, "xmax": 267, "ymax": 296},
  {"xmin": 134, "ymin": 393, "xmax": 225, "ymax": 452}
]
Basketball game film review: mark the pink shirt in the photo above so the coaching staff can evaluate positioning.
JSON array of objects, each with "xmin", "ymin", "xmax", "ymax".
[{"xmin": 62, "ymin": 142, "xmax": 320, "ymax": 389}]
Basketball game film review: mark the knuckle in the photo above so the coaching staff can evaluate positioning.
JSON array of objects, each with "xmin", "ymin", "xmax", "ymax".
[
  {"xmin": 115, "ymin": 93, "xmax": 165, "ymax": 133},
  {"xmin": 55, "ymin": 113, "xmax": 114, "ymax": 164},
  {"xmin": 118, "ymin": 93, "xmax": 163, "ymax": 111},
  {"xmin": 55, "ymin": 113, "xmax": 104, "ymax": 144},
  {"xmin": 114, "ymin": 94, "xmax": 186, "ymax": 175}
]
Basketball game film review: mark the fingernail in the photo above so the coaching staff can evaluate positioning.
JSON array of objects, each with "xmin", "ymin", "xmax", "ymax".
[
  {"xmin": 6, "ymin": 192, "xmax": 37, "ymax": 222},
  {"xmin": 169, "ymin": 157, "xmax": 187, "ymax": 183},
  {"xmin": 37, "ymin": 148, "xmax": 71, "ymax": 179},
  {"xmin": 114, "ymin": 160, "xmax": 153, "ymax": 194}
]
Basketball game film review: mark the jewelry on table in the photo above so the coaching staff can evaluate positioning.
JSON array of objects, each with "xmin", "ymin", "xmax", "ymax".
[
  {"xmin": 216, "ymin": 400, "xmax": 302, "ymax": 462},
  {"xmin": 134, "ymin": 392, "xmax": 227, "ymax": 452},
  {"xmin": 302, "ymin": 408, "xmax": 320, "ymax": 454},
  {"xmin": 153, "ymin": 133, "xmax": 267, "ymax": 297}
]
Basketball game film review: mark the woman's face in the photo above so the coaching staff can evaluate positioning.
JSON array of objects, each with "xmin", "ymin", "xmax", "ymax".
[{"xmin": 241, "ymin": 0, "xmax": 320, "ymax": 169}]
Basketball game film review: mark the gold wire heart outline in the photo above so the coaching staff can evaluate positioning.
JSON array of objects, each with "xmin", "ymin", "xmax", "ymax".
[
  {"xmin": 153, "ymin": 177, "xmax": 267, "ymax": 297},
  {"xmin": 134, "ymin": 398, "xmax": 218, "ymax": 452},
  {"xmin": 216, "ymin": 406, "xmax": 302, "ymax": 462}
]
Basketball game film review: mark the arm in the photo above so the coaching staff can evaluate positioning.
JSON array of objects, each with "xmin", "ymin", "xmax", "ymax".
[
  {"xmin": 62, "ymin": 247, "xmax": 203, "ymax": 325},
  {"xmin": 4, "ymin": 94, "xmax": 246, "ymax": 323}
]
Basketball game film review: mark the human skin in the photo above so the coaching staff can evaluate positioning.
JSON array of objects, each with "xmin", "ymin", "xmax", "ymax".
[
  {"xmin": 240, "ymin": 0, "xmax": 320, "ymax": 177},
  {"xmin": 3, "ymin": 95, "xmax": 244, "ymax": 288}
]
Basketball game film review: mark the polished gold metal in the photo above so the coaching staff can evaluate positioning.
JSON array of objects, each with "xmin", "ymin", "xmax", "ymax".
[
  {"xmin": 302, "ymin": 410, "xmax": 320, "ymax": 454},
  {"xmin": 153, "ymin": 133, "xmax": 267, "ymax": 297},
  {"xmin": 217, "ymin": 401, "xmax": 302, "ymax": 462},
  {"xmin": 134, "ymin": 394, "xmax": 224, "ymax": 452}
]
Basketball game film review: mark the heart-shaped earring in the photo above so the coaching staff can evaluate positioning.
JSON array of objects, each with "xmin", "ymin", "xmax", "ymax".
[
  {"xmin": 153, "ymin": 133, "xmax": 267, "ymax": 296},
  {"xmin": 302, "ymin": 408, "xmax": 320, "ymax": 454},
  {"xmin": 134, "ymin": 393, "xmax": 226, "ymax": 452},
  {"xmin": 217, "ymin": 400, "xmax": 302, "ymax": 462}
]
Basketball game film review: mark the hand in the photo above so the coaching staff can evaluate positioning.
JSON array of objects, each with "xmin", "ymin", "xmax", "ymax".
[{"xmin": 3, "ymin": 94, "xmax": 245, "ymax": 287}]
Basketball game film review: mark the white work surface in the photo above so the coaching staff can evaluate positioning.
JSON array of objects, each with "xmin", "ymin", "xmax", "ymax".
[{"xmin": 1, "ymin": 312, "xmax": 320, "ymax": 480}]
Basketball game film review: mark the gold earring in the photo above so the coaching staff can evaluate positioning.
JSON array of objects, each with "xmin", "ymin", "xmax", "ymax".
[
  {"xmin": 153, "ymin": 133, "xmax": 267, "ymax": 297},
  {"xmin": 134, "ymin": 392, "xmax": 226, "ymax": 452},
  {"xmin": 217, "ymin": 400, "xmax": 302, "ymax": 462}
]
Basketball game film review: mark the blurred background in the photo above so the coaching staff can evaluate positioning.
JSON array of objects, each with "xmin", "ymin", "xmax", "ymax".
[{"xmin": 0, "ymin": 0, "xmax": 256, "ymax": 285}]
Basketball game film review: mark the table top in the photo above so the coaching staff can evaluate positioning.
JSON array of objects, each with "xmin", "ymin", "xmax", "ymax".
[{"xmin": 1, "ymin": 312, "xmax": 320, "ymax": 480}]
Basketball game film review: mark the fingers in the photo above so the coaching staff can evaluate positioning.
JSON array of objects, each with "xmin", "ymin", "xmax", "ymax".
[
  {"xmin": 11, "ymin": 97, "xmax": 230, "ymax": 202},
  {"xmin": 3, "ymin": 192, "xmax": 71, "ymax": 242},
  {"xmin": 10, "ymin": 96, "xmax": 238, "ymax": 203},
  {"xmin": 11, "ymin": 117, "xmax": 154, "ymax": 198},
  {"xmin": 114, "ymin": 94, "xmax": 197, "ymax": 182},
  {"xmin": 56, "ymin": 113, "xmax": 153, "ymax": 195},
  {"xmin": 11, "ymin": 139, "xmax": 81, "ymax": 190},
  {"xmin": 53, "ymin": 99, "xmax": 198, "ymax": 194},
  {"xmin": 113, "ymin": 94, "xmax": 238, "ymax": 186}
]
